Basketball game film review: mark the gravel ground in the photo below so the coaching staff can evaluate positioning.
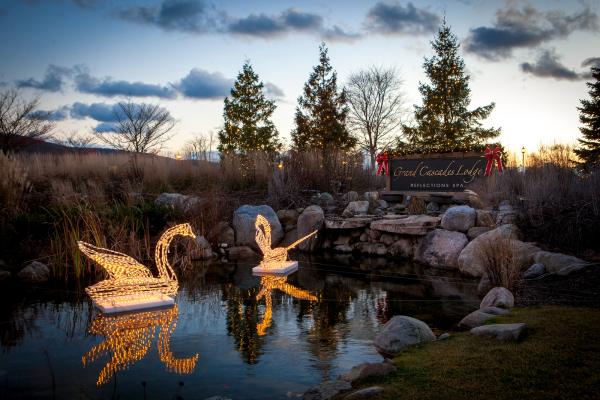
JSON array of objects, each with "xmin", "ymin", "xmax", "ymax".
[{"xmin": 515, "ymin": 266, "xmax": 600, "ymax": 307}]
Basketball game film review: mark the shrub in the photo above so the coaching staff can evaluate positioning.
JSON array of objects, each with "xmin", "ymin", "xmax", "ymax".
[{"xmin": 477, "ymin": 236, "xmax": 521, "ymax": 290}]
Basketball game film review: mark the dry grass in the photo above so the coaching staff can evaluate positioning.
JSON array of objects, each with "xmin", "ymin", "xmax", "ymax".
[
  {"xmin": 477, "ymin": 236, "xmax": 522, "ymax": 290},
  {"xmin": 407, "ymin": 197, "xmax": 427, "ymax": 215},
  {"xmin": 0, "ymin": 152, "xmax": 31, "ymax": 216}
]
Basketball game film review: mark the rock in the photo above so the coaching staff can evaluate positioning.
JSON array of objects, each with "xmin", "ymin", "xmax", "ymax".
[
  {"xmin": 457, "ymin": 225, "xmax": 521, "ymax": 277},
  {"xmin": 479, "ymin": 306, "xmax": 510, "ymax": 315},
  {"xmin": 471, "ymin": 323, "xmax": 527, "ymax": 341},
  {"xmin": 277, "ymin": 209, "xmax": 299, "ymax": 227},
  {"xmin": 333, "ymin": 235, "xmax": 351, "ymax": 246},
  {"xmin": 426, "ymin": 202, "xmax": 440, "ymax": 213},
  {"xmin": 303, "ymin": 380, "xmax": 351, "ymax": 400},
  {"xmin": 233, "ymin": 205, "xmax": 283, "ymax": 250},
  {"xmin": 191, "ymin": 236, "xmax": 214, "ymax": 260},
  {"xmin": 341, "ymin": 362, "xmax": 396, "ymax": 383},
  {"xmin": 496, "ymin": 211, "xmax": 516, "ymax": 225},
  {"xmin": 373, "ymin": 316, "xmax": 436, "ymax": 356},
  {"xmin": 359, "ymin": 232, "xmax": 368, "ymax": 242},
  {"xmin": 476, "ymin": 210, "xmax": 496, "ymax": 227},
  {"xmin": 364, "ymin": 191, "xmax": 379, "ymax": 202},
  {"xmin": 498, "ymin": 200, "xmax": 512, "ymax": 212},
  {"xmin": 377, "ymin": 199, "xmax": 388, "ymax": 209},
  {"xmin": 416, "ymin": 229, "xmax": 468, "ymax": 268},
  {"xmin": 523, "ymin": 263, "xmax": 547, "ymax": 279},
  {"xmin": 0, "ymin": 270, "xmax": 10, "ymax": 282},
  {"xmin": 155, "ymin": 192, "xmax": 203, "ymax": 212},
  {"xmin": 533, "ymin": 251, "xmax": 591, "ymax": 276},
  {"xmin": 457, "ymin": 310, "xmax": 495, "ymax": 329},
  {"xmin": 334, "ymin": 244, "xmax": 353, "ymax": 253},
  {"xmin": 480, "ymin": 287, "xmax": 514, "ymax": 309},
  {"xmin": 311, "ymin": 192, "xmax": 335, "ymax": 206},
  {"xmin": 370, "ymin": 215, "xmax": 440, "ymax": 235},
  {"xmin": 438, "ymin": 333, "xmax": 450, "ymax": 340},
  {"xmin": 354, "ymin": 242, "xmax": 387, "ymax": 256},
  {"xmin": 467, "ymin": 226, "xmax": 492, "ymax": 240},
  {"xmin": 368, "ymin": 228, "xmax": 382, "ymax": 242},
  {"xmin": 342, "ymin": 201, "xmax": 370, "ymax": 217},
  {"xmin": 477, "ymin": 275, "xmax": 492, "ymax": 296},
  {"xmin": 210, "ymin": 222, "xmax": 235, "ymax": 247},
  {"xmin": 441, "ymin": 205, "xmax": 476, "ymax": 232},
  {"xmin": 344, "ymin": 386, "xmax": 385, "ymax": 400},
  {"xmin": 379, "ymin": 233, "xmax": 396, "ymax": 246},
  {"xmin": 227, "ymin": 246, "xmax": 258, "ymax": 260},
  {"xmin": 281, "ymin": 228, "xmax": 298, "ymax": 247},
  {"xmin": 297, "ymin": 205, "xmax": 324, "ymax": 251},
  {"xmin": 382, "ymin": 214, "xmax": 407, "ymax": 220},
  {"xmin": 17, "ymin": 261, "xmax": 50, "ymax": 283},
  {"xmin": 388, "ymin": 238, "xmax": 419, "ymax": 258},
  {"xmin": 325, "ymin": 217, "xmax": 372, "ymax": 230},
  {"xmin": 343, "ymin": 191, "xmax": 359, "ymax": 202}
]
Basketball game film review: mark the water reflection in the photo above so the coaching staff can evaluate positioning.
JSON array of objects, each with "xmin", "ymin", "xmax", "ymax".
[{"xmin": 82, "ymin": 304, "xmax": 199, "ymax": 385}]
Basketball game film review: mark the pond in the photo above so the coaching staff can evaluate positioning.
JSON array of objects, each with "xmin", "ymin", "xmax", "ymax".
[{"xmin": 0, "ymin": 255, "xmax": 479, "ymax": 399}]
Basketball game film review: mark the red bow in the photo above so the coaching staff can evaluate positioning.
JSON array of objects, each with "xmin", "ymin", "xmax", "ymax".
[
  {"xmin": 376, "ymin": 152, "xmax": 389, "ymax": 176},
  {"xmin": 484, "ymin": 145, "xmax": 503, "ymax": 176}
]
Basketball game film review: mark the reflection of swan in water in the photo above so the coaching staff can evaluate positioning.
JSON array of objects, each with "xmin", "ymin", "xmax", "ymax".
[
  {"xmin": 255, "ymin": 215, "xmax": 317, "ymax": 266},
  {"xmin": 82, "ymin": 305, "xmax": 199, "ymax": 385},
  {"xmin": 77, "ymin": 224, "xmax": 196, "ymax": 304},
  {"xmin": 256, "ymin": 276, "xmax": 317, "ymax": 336}
]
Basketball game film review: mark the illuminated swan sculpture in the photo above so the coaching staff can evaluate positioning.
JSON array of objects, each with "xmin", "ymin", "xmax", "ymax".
[
  {"xmin": 82, "ymin": 304, "xmax": 199, "ymax": 385},
  {"xmin": 256, "ymin": 275, "xmax": 317, "ymax": 336},
  {"xmin": 255, "ymin": 214, "xmax": 317, "ymax": 266},
  {"xmin": 78, "ymin": 223, "xmax": 196, "ymax": 308}
]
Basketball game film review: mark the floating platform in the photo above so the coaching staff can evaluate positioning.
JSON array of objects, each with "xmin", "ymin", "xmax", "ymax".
[
  {"xmin": 252, "ymin": 261, "xmax": 298, "ymax": 276},
  {"xmin": 92, "ymin": 293, "xmax": 175, "ymax": 314}
]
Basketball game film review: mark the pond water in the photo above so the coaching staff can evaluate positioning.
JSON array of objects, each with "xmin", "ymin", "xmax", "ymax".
[{"xmin": 0, "ymin": 255, "xmax": 479, "ymax": 399}]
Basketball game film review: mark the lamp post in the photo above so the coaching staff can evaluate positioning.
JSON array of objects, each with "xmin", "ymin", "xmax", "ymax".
[{"xmin": 521, "ymin": 146, "xmax": 526, "ymax": 173}]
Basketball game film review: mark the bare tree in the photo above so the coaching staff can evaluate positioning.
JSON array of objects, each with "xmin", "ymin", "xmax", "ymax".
[
  {"xmin": 346, "ymin": 66, "xmax": 406, "ymax": 169},
  {"xmin": 0, "ymin": 89, "xmax": 55, "ymax": 152},
  {"xmin": 59, "ymin": 130, "xmax": 97, "ymax": 148},
  {"xmin": 183, "ymin": 132, "xmax": 212, "ymax": 160},
  {"xmin": 96, "ymin": 101, "xmax": 175, "ymax": 154}
]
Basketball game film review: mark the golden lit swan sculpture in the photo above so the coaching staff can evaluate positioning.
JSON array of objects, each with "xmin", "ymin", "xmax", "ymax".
[
  {"xmin": 255, "ymin": 214, "xmax": 317, "ymax": 267},
  {"xmin": 78, "ymin": 223, "xmax": 196, "ymax": 312}
]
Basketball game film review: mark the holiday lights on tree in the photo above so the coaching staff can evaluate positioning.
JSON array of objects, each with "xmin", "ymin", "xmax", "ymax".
[{"xmin": 78, "ymin": 223, "xmax": 196, "ymax": 313}]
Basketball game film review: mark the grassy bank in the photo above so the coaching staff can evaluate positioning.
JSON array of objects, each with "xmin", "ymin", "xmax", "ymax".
[{"xmin": 345, "ymin": 306, "xmax": 600, "ymax": 400}]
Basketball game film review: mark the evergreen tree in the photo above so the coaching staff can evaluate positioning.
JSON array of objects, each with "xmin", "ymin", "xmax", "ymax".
[
  {"xmin": 402, "ymin": 20, "xmax": 499, "ymax": 154},
  {"xmin": 218, "ymin": 62, "xmax": 280, "ymax": 154},
  {"xmin": 292, "ymin": 43, "xmax": 356, "ymax": 151},
  {"xmin": 575, "ymin": 66, "xmax": 600, "ymax": 169}
]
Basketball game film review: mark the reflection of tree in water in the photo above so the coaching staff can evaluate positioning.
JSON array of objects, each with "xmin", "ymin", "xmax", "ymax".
[
  {"xmin": 223, "ymin": 283, "xmax": 264, "ymax": 364},
  {"xmin": 300, "ymin": 280, "xmax": 355, "ymax": 381}
]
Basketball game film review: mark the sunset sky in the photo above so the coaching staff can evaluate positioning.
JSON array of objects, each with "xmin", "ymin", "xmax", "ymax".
[{"xmin": 1, "ymin": 0, "xmax": 599, "ymax": 154}]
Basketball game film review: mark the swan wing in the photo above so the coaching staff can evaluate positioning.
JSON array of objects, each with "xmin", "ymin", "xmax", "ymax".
[
  {"xmin": 255, "ymin": 214, "xmax": 272, "ymax": 254},
  {"xmin": 78, "ymin": 241, "xmax": 152, "ymax": 279}
]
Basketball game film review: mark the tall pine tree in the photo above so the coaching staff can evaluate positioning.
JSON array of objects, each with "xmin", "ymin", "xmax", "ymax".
[
  {"xmin": 218, "ymin": 61, "xmax": 280, "ymax": 154},
  {"xmin": 575, "ymin": 66, "xmax": 600, "ymax": 169},
  {"xmin": 292, "ymin": 43, "xmax": 356, "ymax": 151},
  {"xmin": 402, "ymin": 20, "xmax": 499, "ymax": 154}
]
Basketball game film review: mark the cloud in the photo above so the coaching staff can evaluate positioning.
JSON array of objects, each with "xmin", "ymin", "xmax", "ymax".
[
  {"xmin": 94, "ymin": 122, "xmax": 119, "ymax": 133},
  {"xmin": 365, "ymin": 2, "xmax": 440, "ymax": 35},
  {"xmin": 16, "ymin": 65, "xmax": 73, "ymax": 92},
  {"xmin": 466, "ymin": 5, "xmax": 599, "ymax": 60},
  {"xmin": 264, "ymin": 82, "xmax": 284, "ymax": 99},
  {"xmin": 227, "ymin": 8, "xmax": 323, "ymax": 37},
  {"xmin": 70, "ymin": 102, "xmax": 122, "ymax": 122},
  {"xmin": 322, "ymin": 25, "xmax": 362, "ymax": 42},
  {"xmin": 29, "ymin": 106, "xmax": 70, "ymax": 121},
  {"xmin": 520, "ymin": 49, "xmax": 581, "ymax": 80},
  {"xmin": 582, "ymin": 57, "xmax": 600, "ymax": 69},
  {"xmin": 174, "ymin": 68, "xmax": 232, "ymax": 99},
  {"xmin": 116, "ymin": 0, "xmax": 217, "ymax": 33},
  {"xmin": 74, "ymin": 67, "xmax": 176, "ymax": 98}
]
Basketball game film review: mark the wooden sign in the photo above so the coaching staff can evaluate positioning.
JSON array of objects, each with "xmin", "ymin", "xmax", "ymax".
[{"xmin": 387, "ymin": 153, "xmax": 485, "ymax": 192}]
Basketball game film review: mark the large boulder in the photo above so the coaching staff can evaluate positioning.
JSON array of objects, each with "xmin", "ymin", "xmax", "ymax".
[
  {"xmin": 344, "ymin": 387, "xmax": 385, "ymax": 400},
  {"xmin": 155, "ymin": 193, "xmax": 203, "ymax": 212},
  {"xmin": 210, "ymin": 221, "xmax": 235, "ymax": 247},
  {"xmin": 533, "ymin": 251, "xmax": 592, "ymax": 276},
  {"xmin": 342, "ymin": 201, "xmax": 370, "ymax": 217},
  {"xmin": 480, "ymin": 287, "xmax": 514, "ymax": 309},
  {"xmin": 277, "ymin": 209, "xmax": 299, "ymax": 227},
  {"xmin": 373, "ymin": 316, "xmax": 436, "ymax": 356},
  {"xmin": 342, "ymin": 191, "xmax": 359, "ymax": 203},
  {"xmin": 353, "ymin": 242, "xmax": 387, "ymax": 256},
  {"xmin": 457, "ymin": 310, "xmax": 496, "ymax": 330},
  {"xmin": 523, "ymin": 263, "xmax": 547, "ymax": 279},
  {"xmin": 416, "ymin": 229, "xmax": 468, "ymax": 268},
  {"xmin": 233, "ymin": 205, "xmax": 283, "ymax": 250},
  {"xmin": 227, "ymin": 246, "xmax": 259, "ymax": 260},
  {"xmin": 457, "ymin": 224, "xmax": 521, "ymax": 277},
  {"xmin": 303, "ymin": 380, "xmax": 351, "ymax": 400},
  {"xmin": 441, "ymin": 205, "xmax": 476, "ymax": 232},
  {"xmin": 191, "ymin": 236, "xmax": 214, "ymax": 260},
  {"xmin": 341, "ymin": 362, "xmax": 396, "ymax": 383},
  {"xmin": 325, "ymin": 217, "xmax": 372, "ymax": 230},
  {"xmin": 18, "ymin": 261, "xmax": 50, "ymax": 283},
  {"xmin": 310, "ymin": 192, "xmax": 335, "ymax": 207},
  {"xmin": 370, "ymin": 215, "xmax": 440, "ymax": 235},
  {"xmin": 297, "ymin": 205, "xmax": 324, "ymax": 251},
  {"xmin": 467, "ymin": 226, "xmax": 492, "ymax": 240},
  {"xmin": 476, "ymin": 210, "xmax": 496, "ymax": 227},
  {"xmin": 387, "ymin": 238, "xmax": 419, "ymax": 258},
  {"xmin": 471, "ymin": 323, "xmax": 527, "ymax": 341}
]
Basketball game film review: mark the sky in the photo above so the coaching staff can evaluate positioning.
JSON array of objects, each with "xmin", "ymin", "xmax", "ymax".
[{"xmin": 1, "ymin": 0, "xmax": 599, "ymax": 155}]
